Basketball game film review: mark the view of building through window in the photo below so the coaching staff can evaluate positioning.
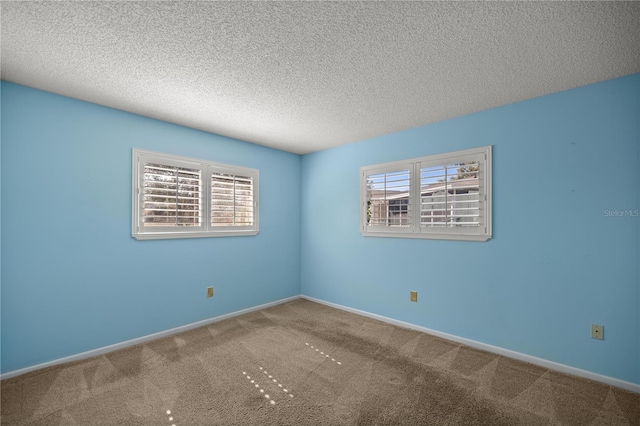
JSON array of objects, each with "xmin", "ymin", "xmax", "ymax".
[
  {"xmin": 361, "ymin": 146, "xmax": 491, "ymax": 241},
  {"xmin": 366, "ymin": 162, "xmax": 480, "ymax": 228}
]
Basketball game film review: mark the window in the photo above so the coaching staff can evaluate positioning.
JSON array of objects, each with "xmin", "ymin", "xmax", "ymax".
[
  {"xmin": 361, "ymin": 146, "xmax": 491, "ymax": 241},
  {"xmin": 132, "ymin": 149, "xmax": 259, "ymax": 240}
]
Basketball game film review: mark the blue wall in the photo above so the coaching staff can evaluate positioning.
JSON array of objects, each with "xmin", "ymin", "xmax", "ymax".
[
  {"xmin": 301, "ymin": 74, "xmax": 640, "ymax": 385},
  {"xmin": 1, "ymin": 82, "xmax": 301, "ymax": 373}
]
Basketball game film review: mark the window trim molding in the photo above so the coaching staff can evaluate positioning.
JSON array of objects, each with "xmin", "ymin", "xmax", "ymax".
[
  {"xmin": 360, "ymin": 146, "xmax": 492, "ymax": 242},
  {"xmin": 132, "ymin": 149, "xmax": 259, "ymax": 240}
]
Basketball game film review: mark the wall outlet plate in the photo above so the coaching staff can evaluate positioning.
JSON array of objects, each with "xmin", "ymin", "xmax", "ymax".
[
  {"xmin": 410, "ymin": 291, "xmax": 418, "ymax": 302},
  {"xmin": 207, "ymin": 287, "xmax": 214, "ymax": 298},
  {"xmin": 591, "ymin": 324, "xmax": 603, "ymax": 340}
]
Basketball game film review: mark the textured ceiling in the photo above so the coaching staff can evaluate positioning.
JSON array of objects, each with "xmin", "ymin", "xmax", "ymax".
[{"xmin": 2, "ymin": 2, "xmax": 640, "ymax": 155}]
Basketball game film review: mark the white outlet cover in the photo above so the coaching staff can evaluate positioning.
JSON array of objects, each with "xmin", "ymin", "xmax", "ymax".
[{"xmin": 591, "ymin": 324, "xmax": 604, "ymax": 340}]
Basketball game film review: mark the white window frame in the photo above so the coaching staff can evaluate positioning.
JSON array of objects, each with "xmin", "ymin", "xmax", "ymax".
[
  {"xmin": 360, "ymin": 146, "xmax": 492, "ymax": 242},
  {"xmin": 132, "ymin": 149, "xmax": 259, "ymax": 240}
]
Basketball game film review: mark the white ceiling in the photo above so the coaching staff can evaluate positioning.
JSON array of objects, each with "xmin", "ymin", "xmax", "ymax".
[{"xmin": 2, "ymin": 1, "xmax": 640, "ymax": 155}]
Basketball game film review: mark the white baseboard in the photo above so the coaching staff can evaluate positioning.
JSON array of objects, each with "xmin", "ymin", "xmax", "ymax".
[
  {"xmin": 301, "ymin": 295, "xmax": 640, "ymax": 394},
  {"xmin": 0, "ymin": 295, "xmax": 300, "ymax": 381}
]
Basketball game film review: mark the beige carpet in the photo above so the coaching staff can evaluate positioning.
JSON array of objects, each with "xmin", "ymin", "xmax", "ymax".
[{"xmin": 1, "ymin": 299, "xmax": 638, "ymax": 425}]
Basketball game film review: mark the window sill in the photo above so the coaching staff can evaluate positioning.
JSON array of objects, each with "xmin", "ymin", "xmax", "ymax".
[
  {"xmin": 361, "ymin": 230, "xmax": 491, "ymax": 242},
  {"xmin": 132, "ymin": 230, "xmax": 259, "ymax": 240}
]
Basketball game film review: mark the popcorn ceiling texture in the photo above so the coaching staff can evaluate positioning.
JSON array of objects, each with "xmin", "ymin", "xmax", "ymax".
[{"xmin": 2, "ymin": 1, "xmax": 639, "ymax": 154}]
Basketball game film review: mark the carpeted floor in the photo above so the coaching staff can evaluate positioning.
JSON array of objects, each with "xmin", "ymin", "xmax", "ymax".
[{"xmin": 1, "ymin": 299, "xmax": 638, "ymax": 425}]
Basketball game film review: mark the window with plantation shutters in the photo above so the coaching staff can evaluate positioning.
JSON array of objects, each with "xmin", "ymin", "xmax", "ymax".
[
  {"xmin": 211, "ymin": 172, "xmax": 254, "ymax": 228},
  {"xmin": 420, "ymin": 161, "xmax": 480, "ymax": 229},
  {"xmin": 365, "ymin": 168, "xmax": 412, "ymax": 233},
  {"xmin": 132, "ymin": 149, "xmax": 258, "ymax": 240},
  {"xmin": 143, "ymin": 163, "xmax": 202, "ymax": 227},
  {"xmin": 361, "ymin": 146, "xmax": 491, "ymax": 241}
]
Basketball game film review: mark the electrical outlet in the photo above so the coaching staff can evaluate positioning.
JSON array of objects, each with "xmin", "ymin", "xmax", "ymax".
[
  {"xmin": 410, "ymin": 291, "xmax": 418, "ymax": 302},
  {"xmin": 591, "ymin": 324, "xmax": 603, "ymax": 340},
  {"xmin": 207, "ymin": 287, "xmax": 214, "ymax": 298}
]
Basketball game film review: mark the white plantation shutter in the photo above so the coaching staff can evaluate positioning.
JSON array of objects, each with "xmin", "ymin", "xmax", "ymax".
[
  {"xmin": 419, "ymin": 161, "xmax": 480, "ymax": 228},
  {"xmin": 132, "ymin": 149, "xmax": 259, "ymax": 240},
  {"xmin": 211, "ymin": 172, "xmax": 254, "ymax": 227},
  {"xmin": 366, "ymin": 168, "xmax": 411, "ymax": 230},
  {"xmin": 143, "ymin": 163, "xmax": 202, "ymax": 227},
  {"xmin": 361, "ymin": 146, "xmax": 491, "ymax": 241}
]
